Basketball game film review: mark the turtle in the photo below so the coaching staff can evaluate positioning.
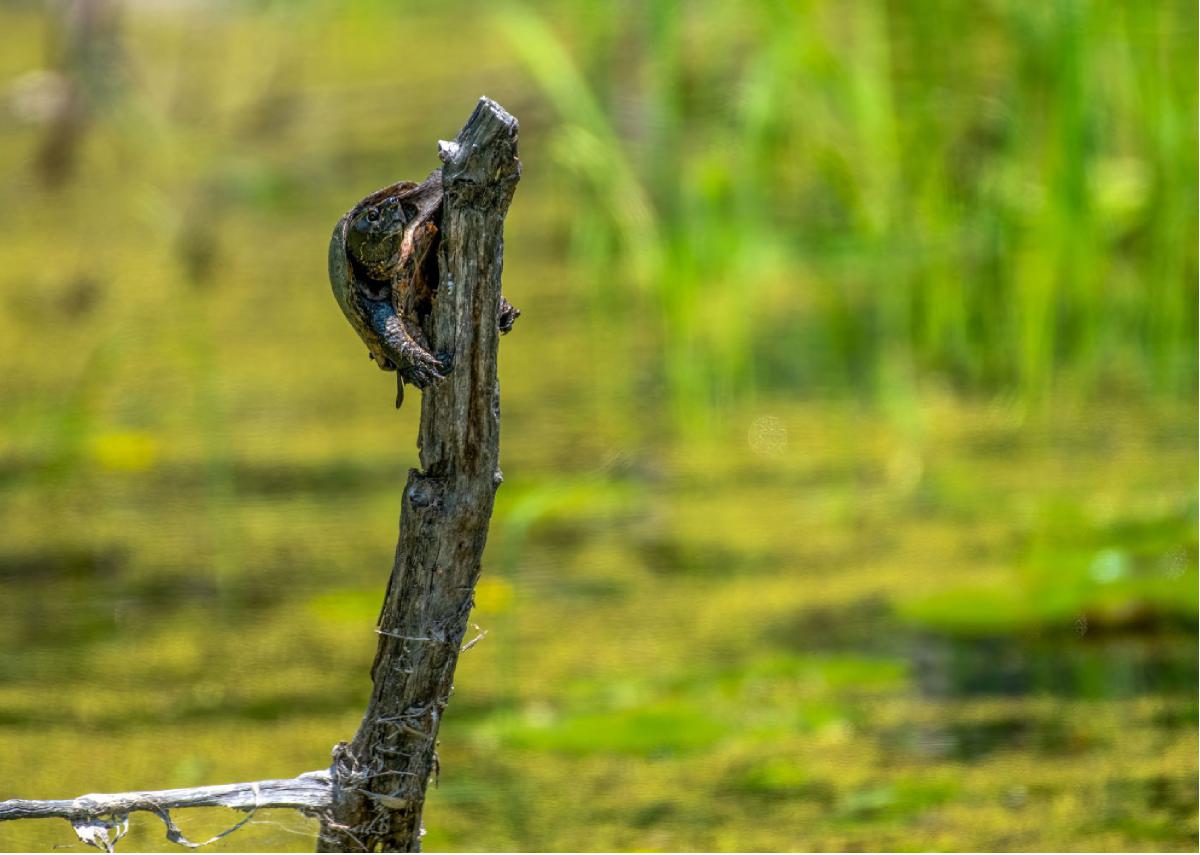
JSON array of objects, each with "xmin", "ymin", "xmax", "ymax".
[{"xmin": 328, "ymin": 169, "xmax": 520, "ymax": 408}]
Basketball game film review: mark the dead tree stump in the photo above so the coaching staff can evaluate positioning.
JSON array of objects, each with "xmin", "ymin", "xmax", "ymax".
[{"xmin": 317, "ymin": 98, "xmax": 521, "ymax": 852}]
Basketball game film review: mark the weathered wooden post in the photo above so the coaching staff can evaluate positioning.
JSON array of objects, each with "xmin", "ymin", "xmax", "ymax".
[
  {"xmin": 318, "ymin": 97, "xmax": 520, "ymax": 852},
  {"xmin": 0, "ymin": 97, "xmax": 520, "ymax": 854}
]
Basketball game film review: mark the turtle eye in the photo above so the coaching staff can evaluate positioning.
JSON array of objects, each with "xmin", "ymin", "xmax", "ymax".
[{"xmin": 366, "ymin": 208, "xmax": 380, "ymax": 223}]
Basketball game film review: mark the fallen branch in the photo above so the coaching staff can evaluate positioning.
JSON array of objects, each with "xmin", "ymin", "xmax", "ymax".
[{"xmin": 0, "ymin": 772, "xmax": 331, "ymax": 851}]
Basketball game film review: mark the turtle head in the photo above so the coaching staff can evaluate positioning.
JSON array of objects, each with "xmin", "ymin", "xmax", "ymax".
[{"xmin": 346, "ymin": 195, "xmax": 409, "ymax": 281}]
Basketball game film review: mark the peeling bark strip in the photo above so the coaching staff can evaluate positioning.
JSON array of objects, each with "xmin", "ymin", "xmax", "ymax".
[
  {"xmin": 0, "ymin": 98, "xmax": 518, "ymax": 854},
  {"xmin": 316, "ymin": 97, "xmax": 520, "ymax": 853}
]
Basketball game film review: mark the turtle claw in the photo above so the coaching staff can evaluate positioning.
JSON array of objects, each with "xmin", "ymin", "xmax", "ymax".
[
  {"xmin": 398, "ymin": 344, "xmax": 451, "ymax": 390},
  {"xmin": 394, "ymin": 347, "xmax": 449, "ymax": 409}
]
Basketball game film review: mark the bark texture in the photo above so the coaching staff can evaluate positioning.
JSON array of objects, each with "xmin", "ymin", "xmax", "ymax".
[{"xmin": 316, "ymin": 97, "xmax": 520, "ymax": 853}]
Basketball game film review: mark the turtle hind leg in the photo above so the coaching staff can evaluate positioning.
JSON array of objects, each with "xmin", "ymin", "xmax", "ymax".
[{"xmin": 498, "ymin": 296, "xmax": 520, "ymax": 334}]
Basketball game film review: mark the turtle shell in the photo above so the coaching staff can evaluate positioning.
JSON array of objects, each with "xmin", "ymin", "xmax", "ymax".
[{"xmin": 328, "ymin": 171, "xmax": 444, "ymax": 383}]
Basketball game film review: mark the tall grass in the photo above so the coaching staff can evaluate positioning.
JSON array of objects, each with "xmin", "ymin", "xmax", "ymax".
[{"xmin": 503, "ymin": 0, "xmax": 1197, "ymax": 425}]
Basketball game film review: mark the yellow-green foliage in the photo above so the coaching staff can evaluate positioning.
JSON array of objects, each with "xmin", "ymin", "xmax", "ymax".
[{"xmin": 508, "ymin": 0, "xmax": 1198, "ymax": 422}]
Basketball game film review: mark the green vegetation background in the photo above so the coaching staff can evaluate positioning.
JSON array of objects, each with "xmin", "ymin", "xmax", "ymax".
[{"xmin": 0, "ymin": 0, "xmax": 1195, "ymax": 851}]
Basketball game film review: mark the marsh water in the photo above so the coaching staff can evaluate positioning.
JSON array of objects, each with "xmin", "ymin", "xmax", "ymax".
[{"xmin": 0, "ymin": 2, "xmax": 1196, "ymax": 851}]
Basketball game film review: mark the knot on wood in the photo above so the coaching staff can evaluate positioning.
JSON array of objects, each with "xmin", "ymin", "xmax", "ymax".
[{"xmin": 405, "ymin": 474, "xmax": 443, "ymax": 510}]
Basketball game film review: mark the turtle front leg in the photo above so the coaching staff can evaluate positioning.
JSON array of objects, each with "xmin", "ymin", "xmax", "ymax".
[{"xmin": 366, "ymin": 300, "xmax": 450, "ymax": 391}]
